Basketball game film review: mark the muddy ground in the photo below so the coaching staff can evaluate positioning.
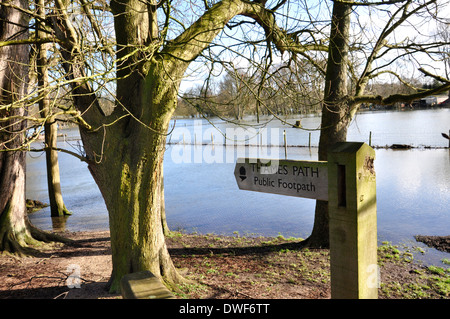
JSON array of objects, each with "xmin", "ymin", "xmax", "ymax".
[{"xmin": 0, "ymin": 230, "xmax": 448, "ymax": 300}]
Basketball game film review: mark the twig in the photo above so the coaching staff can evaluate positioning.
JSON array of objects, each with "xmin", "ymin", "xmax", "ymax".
[
  {"xmin": 36, "ymin": 255, "xmax": 56, "ymax": 265},
  {"xmin": 54, "ymin": 291, "xmax": 69, "ymax": 299}
]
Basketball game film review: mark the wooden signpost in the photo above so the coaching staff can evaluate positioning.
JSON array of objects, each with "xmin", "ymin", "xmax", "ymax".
[{"xmin": 234, "ymin": 142, "xmax": 378, "ymax": 299}]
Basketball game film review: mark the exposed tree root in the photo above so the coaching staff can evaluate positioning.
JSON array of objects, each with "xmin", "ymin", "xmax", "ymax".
[{"xmin": 0, "ymin": 218, "xmax": 73, "ymax": 257}]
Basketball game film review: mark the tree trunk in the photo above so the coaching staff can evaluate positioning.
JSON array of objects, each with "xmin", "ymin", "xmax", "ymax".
[
  {"xmin": 0, "ymin": 0, "xmax": 69, "ymax": 255},
  {"xmin": 0, "ymin": 0, "xmax": 33, "ymax": 254},
  {"xmin": 36, "ymin": 6, "xmax": 71, "ymax": 217},
  {"xmin": 95, "ymin": 0, "xmax": 302, "ymax": 291},
  {"xmin": 104, "ymin": 133, "xmax": 182, "ymax": 292},
  {"xmin": 43, "ymin": 119, "xmax": 71, "ymax": 217},
  {"xmin": 81, "ymin": 55, "xmax": 184, "ymax": 292},
  {"xmin": 305, "ymin": 2, "xmax": 352, "ymax": 248}
]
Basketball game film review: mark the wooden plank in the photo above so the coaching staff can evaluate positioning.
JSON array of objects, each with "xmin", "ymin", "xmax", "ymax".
[{"xmin": 120, "ymin": 271, "xmax": 175, "ymax": 299}]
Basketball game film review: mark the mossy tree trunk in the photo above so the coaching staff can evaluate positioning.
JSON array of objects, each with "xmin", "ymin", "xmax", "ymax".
[
  {"xmin": 89, "ymin": 59, "xmax": 186, "ymax": 292},
  {"xmin": 1, "ymin": 0, "xmax": 35, "ymax": 254}
]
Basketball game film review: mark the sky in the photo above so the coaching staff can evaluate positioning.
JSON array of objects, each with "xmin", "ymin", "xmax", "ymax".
[
  {"xmin": 177, "ymin": 0, "xmax": 450, "ymax": 94},
  {"xmin": 49, "ymin": 0, "xmax": 449, "ymax": 97}
]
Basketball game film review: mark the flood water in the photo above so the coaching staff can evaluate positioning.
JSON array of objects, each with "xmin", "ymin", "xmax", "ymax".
[{"xmin": 27, "ymin": 108, "xmax": 450, "ymax": 266}]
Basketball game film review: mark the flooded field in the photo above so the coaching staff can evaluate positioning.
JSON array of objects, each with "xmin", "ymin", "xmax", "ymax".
[{"xmin": 27, "ymin": 108, "xmax": 450, "ymax": 265}]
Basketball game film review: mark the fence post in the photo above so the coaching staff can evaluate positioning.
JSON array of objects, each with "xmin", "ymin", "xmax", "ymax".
[{"xmin": 327, "ymin": 142, "xmax": 378, "ymax": 299}]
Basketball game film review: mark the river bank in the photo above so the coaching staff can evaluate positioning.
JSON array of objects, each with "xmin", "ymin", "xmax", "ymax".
[{"xmin": 0, "ymin": 230, "xmax": 448, "ymax": 299}]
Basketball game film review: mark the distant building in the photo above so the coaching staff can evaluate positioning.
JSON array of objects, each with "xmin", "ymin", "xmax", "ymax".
[{"xmin": 412, "ymin": 96, "xmax": 437, "ymax": 108}]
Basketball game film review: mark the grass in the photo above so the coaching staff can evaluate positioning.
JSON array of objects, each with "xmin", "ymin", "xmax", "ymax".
[
  {"xmin": 168, "ymin": 232, "xmax": 449, "ymax": 299},
  {"xmin": 377, "ymin": 242, "xmax": 449, "ymax": 299}
]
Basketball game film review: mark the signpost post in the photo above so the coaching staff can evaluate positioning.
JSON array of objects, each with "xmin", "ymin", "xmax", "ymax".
[
  {"xmin": 234, "ymin": 142, "xmax": 378, "ymax": 299},
  {"xmin": 327, "ymin": 142, "xmax": 378, "ymax": 299}
]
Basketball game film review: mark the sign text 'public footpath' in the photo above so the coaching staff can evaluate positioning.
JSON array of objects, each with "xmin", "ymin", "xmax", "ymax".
[
  {"xmin": 233, "ymin": 142, "xmax": 378, "ymax": 299},
  {"xmin": 234, "ymin": 158, "xmax": 328, "ymax": 201}
]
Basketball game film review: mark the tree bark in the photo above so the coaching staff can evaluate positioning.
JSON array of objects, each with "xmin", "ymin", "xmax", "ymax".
[
  {"xmin": 305, "ymin": 2, "xmax": 352, "ymax": 248},
  {"xmin": 0, "ymin": 0, "xmax": 69, "ymax": 255},
  {"xmin": 85, "ymin": 58, "xmax": 184, "ymax": 292},
  {"xmin": 36, "ymin": 1, "xmax": 71, "ymax": 217},
  {"xmin": 43, "ymin": 119, "xmax": 71, "ymax": 217}
]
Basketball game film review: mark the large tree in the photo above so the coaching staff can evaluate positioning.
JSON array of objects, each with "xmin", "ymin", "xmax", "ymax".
[
  {"xmin": 0, "ymin": 0, "xmax": 67, "ymax": 254},
  {"xmin": 46, "ymin": 0, "xmax": 326, "ymax": 292},
  {"xmin": 306, "ymin": 0, "xmax": 450, "ymax": 247},
  {"xmin": 172, "ymin": 0, "xmax": 450, "ymax": 248}
]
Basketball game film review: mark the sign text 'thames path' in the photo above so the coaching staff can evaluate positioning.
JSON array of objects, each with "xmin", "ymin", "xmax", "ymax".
[{"xmin": 234, "ymin": 158, "xmax": 328, "ymax": 201}]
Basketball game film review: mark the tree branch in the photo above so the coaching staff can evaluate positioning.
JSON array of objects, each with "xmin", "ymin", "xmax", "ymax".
[
  {"xmin": 349, "ymin": 82, "xmax": 450, "ymax": 106},
  {"xmin": 28, "ymin": 146, "xmax": 89, "ymax": 163},
  {"xmin": 333, "ymin": 0, "xmax": 408, "ymax": 6},
  {"xmin": 163, "ymin": 0, "xmax": 328, "ymax": 76},
  {"xmin": 0, "ymin": 37, "xmax": 62, "ymax": 48}
]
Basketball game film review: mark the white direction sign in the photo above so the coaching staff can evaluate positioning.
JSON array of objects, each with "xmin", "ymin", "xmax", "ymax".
[{"xmin": 234, "ymin": 158, "xmax": 328, "ymax": 201}]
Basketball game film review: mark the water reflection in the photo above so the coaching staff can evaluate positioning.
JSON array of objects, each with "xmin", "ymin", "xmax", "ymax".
[{"xmin": 51, "ymin": 216, "xmax": 69, "ymax": 232}]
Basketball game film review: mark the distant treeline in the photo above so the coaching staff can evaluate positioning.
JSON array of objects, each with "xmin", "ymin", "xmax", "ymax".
[{"xmin": 175, "ymin": 72, "xmax": 449, "ymax": 119}]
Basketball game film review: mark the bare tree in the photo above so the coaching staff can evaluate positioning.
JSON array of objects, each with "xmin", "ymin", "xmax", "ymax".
[
  {"xmin": 35, "ymin": 0, "xmax": 71, "ymax": 217},
  {"xmin": 308, "ymin": 0, "xmax": 450, "ymax": 247},
  {"xmin": 175, "ymin": 0, "xmax": 450, "ymax": 248}
]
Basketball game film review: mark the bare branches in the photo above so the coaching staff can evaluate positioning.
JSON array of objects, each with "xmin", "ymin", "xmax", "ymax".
[
  {"xmin": 1, "ymin": 0, "xmax": 449, "ymax": 159},
  {"xmin": 28, "ymin": 146, "xmax": 88, "ymax": 162},
  {"xmin": 350, "ymin": 67, "xmax": 450, "ymax": 106},
  {"xmin": 354, "ymin": 0, "xmax": 444, "ymax": 94},
  {"xmin": 334, "ymin": 0, "xmax": 409, "ymax": 6}
]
